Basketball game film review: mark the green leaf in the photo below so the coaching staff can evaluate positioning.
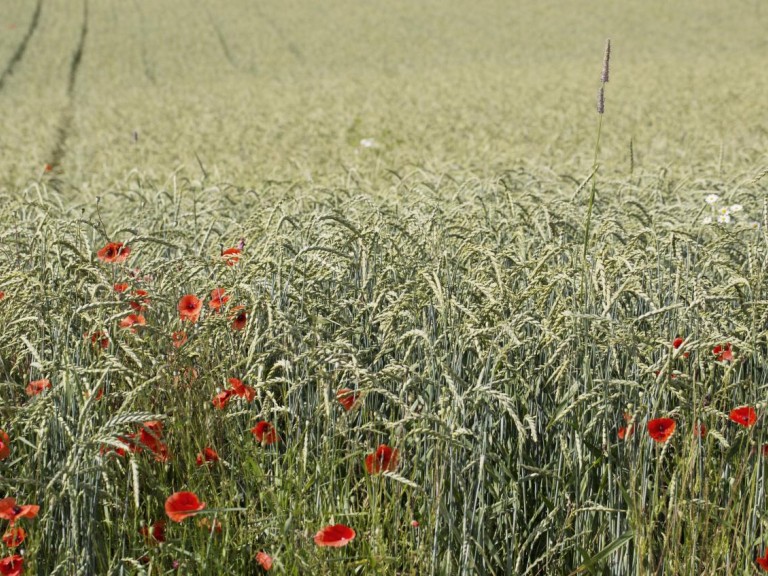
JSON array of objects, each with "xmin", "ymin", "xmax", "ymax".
[{"xmin": 570, "ymin": 530, "xmax": 633, "ymax": 575}]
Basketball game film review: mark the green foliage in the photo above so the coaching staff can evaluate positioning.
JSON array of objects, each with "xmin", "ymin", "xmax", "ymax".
[
  {"xmin": 1, "ymin": 174, "xmax": 768, "ymax": 574},
  {"xmin": 1, "ymin": 1, "xmax": 768, "ymax": 574}
]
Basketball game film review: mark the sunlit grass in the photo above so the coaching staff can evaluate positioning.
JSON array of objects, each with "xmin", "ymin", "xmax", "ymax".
[
  {"xmin": 1, "ymin": 167, "xmax": 768, "ymax": 574},
  {"xmin": 1, "ymin": 0, "xmax": 768, "ymax": 573}
]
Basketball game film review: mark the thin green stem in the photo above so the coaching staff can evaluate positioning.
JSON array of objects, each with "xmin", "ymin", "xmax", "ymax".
[{"xmin": 583, "ymin": 111, "xmax": 604, "ymax": 259}]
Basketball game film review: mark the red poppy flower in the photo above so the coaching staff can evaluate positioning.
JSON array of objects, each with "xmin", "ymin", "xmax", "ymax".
[
  {"xmin": 0, "ymin": 555, "xmax": 23, "ymax": 576},
  {"xmin": 647, "ymin": 418, "xmax": 676, "ymax": 443},
  {"xmin": 212, "ymin": 389, "xmax": 233, "ymax": 410},
  {"xmin": 694, "ymin": 423, "xmax": 707, "ymax": 438},
  {"xmin": 231, "ymin": 306, "xmax": 247, "ymax": 331},
  {"xmin": 129, "ymin": 289, "xmax": 150, "ymax": 312},
  {"xmin": 196, "ymin": 447, "xmax": 220, "ymax": 466},
  {"xmin": 165, "ymin": 491, "xmax": 205, "ymax": 523},
  {"xmin": 758, "ymin": 548, "xmax": 768, "ymax": 571},
  {"xmin": 729, "ymin": 406, "xmax": 757, "ymax": 428},
  {"xmin": 97, "ymin": 242, "xmax": 131, "ymax": 264},
  {"xmin": 209, "ymin": 288, "xmax": 229, "ymax": 312},
  {"xmin": 197, "ymin": 517, "xmax": 222, "ymax": 533},
  {"xmin": 713, "ymin": 343, "xmax": 733, "ymax": 362},
  {"xmin": 139, "ymin": 520, "xmax": 166, "ymax": 543},
  {"xmin": 336, "ymin": 388, "xmax": 359, "ymax": 411},
  {"xmin": 138, "ymin": 422, "xmax": 170, "ymax": 462},
  {"xmin": 313, "ymin": 524, "xmax": 356, "ymax": 547},
  {"xmin": 1, "ymin": 528, "xmax": 24, "ymax": 548},
  {"xmin": 229, "ymin": 378, "xmax": 255, "ymax": 402},
  {"xmin": 148, "ymin": 442, "xmax": 170, "ymax": 462},
  {"xmin": 672, "ymin": 337, "xmax": 690, "ymax": 358},
  {"xmin": 139, "ymin": 421, "xmax": 163, "ymax": 438},
  {"xmin": 0, "ymin": 530, "xmax": 21, "ymax": 555},
  {"xmin": 0, "ymin": 292, "xmax": 4, "ymax": 300},
  {"xmin": 171, "ymin": 330, "xmax": 188, "ymax": 348},
  {"xmin": 87, "ymin": 330, "xmax": 110, "ymax": 349},
  {"xmin": 114, "ymin": 282, "xmax": 129, "ymax": 293},
  {"xmin": 0, "ymin": 431, "xmax": 10, "ymax": 461},
  {"xmin": 365, "ymin": 445, "xmax": 399, "ymax": 474},
  {"xmin": 255, "ymin": 551, "xmax": 273, "ymax": 571},
  {"xmin": 26, "ymin": 378, "xmax": 51, "ymax": 397},
  {"xmin": 120, "ymin": 314, "xmax": 146, "ymax": 332},
  {"xmin": 0, "ymin": 498, "xmax": 40, "ymax": 525},
  {"xmin": 221, "ymin": 247, "xmax": 241, "ymax": 266},
  {"xmin": 251, "ymin": 421, "xmax": 278, "ymax": 445},
  {"xmin": 178, "ymin": 294, "xmax": 202, "ymax": 323}
]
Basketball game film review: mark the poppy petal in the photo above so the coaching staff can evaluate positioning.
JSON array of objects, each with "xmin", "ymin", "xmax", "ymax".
[
  {"xmin": 729, "ymin": 406, "xmax": 757, "ymax": 428},
  {"xmin": 313, "ymin": 523, "xmax": 356, "ymax": 547},
  {"xmin": 647, "ymin": 418, "xmax": 676, "ymax": 443},
  {"xmin": 165, "ymin": 491, "xmax": 206, "ymax": 522}
]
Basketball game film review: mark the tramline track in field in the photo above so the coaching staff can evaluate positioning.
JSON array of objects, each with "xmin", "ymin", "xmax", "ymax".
[
  {"xmin": 0, "ymin": 0, "xmax": 43, "ymax": 92},
  {"xmin": 130, "ymin": 0, "xmax": 156, "ymax": 85},
  {"xmin": 195, "ymin": 0, "xmax": 240, "ymax": 73},
  {"xmin": 48, "ymin": 0, "xmax": 88, "ymax": 170},
  {"xmin": 250, "ymin": 1, "xmax": 306, "ymax": 67}
]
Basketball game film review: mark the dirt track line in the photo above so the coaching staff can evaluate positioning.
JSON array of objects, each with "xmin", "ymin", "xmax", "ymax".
[
  {"xmin": 204, "ymin": 7, "xmax": 238, "ymax": 70},
  {"xmin": 49, "ymin": 0, "xmax": 88, "ymax": 169},
  {"xmin": 0, "ymin": 0, "xmax": 44, "ymax": 92},
  {"xmin": 194, "ymin": 0, "xmax": 249, "ymax": 74},
  {"xmin": 130, "ymin": 0, "xmax": 156, "ymax": 84},
  {"xmin": 251, "ymin": 2, "xmax": 306, "ymax": 66}
]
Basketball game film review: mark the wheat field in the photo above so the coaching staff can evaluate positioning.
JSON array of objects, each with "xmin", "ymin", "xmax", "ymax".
[{"xmin": 1, "ymin": 1, "xmax": 768, "ymax": 574}]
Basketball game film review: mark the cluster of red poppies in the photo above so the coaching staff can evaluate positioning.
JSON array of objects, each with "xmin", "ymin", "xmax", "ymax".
[
  {"xmin": 100, "ymin": 421, "xmax": 170, "ymax": 462},
  {"xmin": 157, "ymin": 384, "xmax": 400, "ymax": 558},
  {"xmin": 620, "ymin": 406, "xmax": 758, "ymax": 446},
  {"xmin": 619, "ymin": 337, "xmax": 745, "ymax": 443},
  {"xmin": 0, "ymin": 497, "xmax": 40, "ymax": 575},
  {"xmin": 93, "ymin": 241, "xmax": 247, "ymax": 339},
  {"xmin": 7, "ymin": 240, "xmax": 412, "ymax": 571},
  {"xmin": 151, "ymin": 386, "xmax": 399, "ymax": 563},
  {"xmin": 617, "ymin": 338, "xmax": 768, "ymax": 569}
]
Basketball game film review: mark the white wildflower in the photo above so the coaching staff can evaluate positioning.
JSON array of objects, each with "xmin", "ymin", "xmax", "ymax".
[
  {"xmin": 729, "ymin": 204, "xmax": 743, "ymax": 212},
  {"xmin": 719, "ymin": 206, "xmax": 730, "ymax": 215},
  {"xmin": 702, "ymin": 216, "xmax": 712, "ymax": 224},
  {"xmin": 360, "ymin": 138, "xmax": 377, "ymax": 148},
  {"xmin": 705, "ymin": 194, "xmax": 719, "ymax": 205},
  {"xmin": 718, "ymin": 213, "xmax": 731, "ymax": 224}
]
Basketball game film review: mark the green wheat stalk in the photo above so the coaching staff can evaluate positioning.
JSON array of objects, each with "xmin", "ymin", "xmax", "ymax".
[{"xmin": 583, "ymin": 39, "xmax": 611, "ymax": 258}]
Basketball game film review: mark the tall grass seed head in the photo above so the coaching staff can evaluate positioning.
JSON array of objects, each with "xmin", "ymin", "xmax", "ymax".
[{"xmin": 601, "ymin": 39, "xmax": 611, "ymax": 83}]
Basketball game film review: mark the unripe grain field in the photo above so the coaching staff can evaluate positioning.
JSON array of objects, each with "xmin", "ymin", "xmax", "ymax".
[{"xmin": 1, "ymin": 1, "xmax": 768, "ymax": 574}]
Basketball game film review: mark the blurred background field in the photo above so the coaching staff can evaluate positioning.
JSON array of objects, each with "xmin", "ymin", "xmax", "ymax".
[
  {"xmin": 2, "ymin": 1, "xmax": 768, "ymax": 575},
  {"xmin": 0, "ymin": 0, "xmax": 767, "ymax": 190}
]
